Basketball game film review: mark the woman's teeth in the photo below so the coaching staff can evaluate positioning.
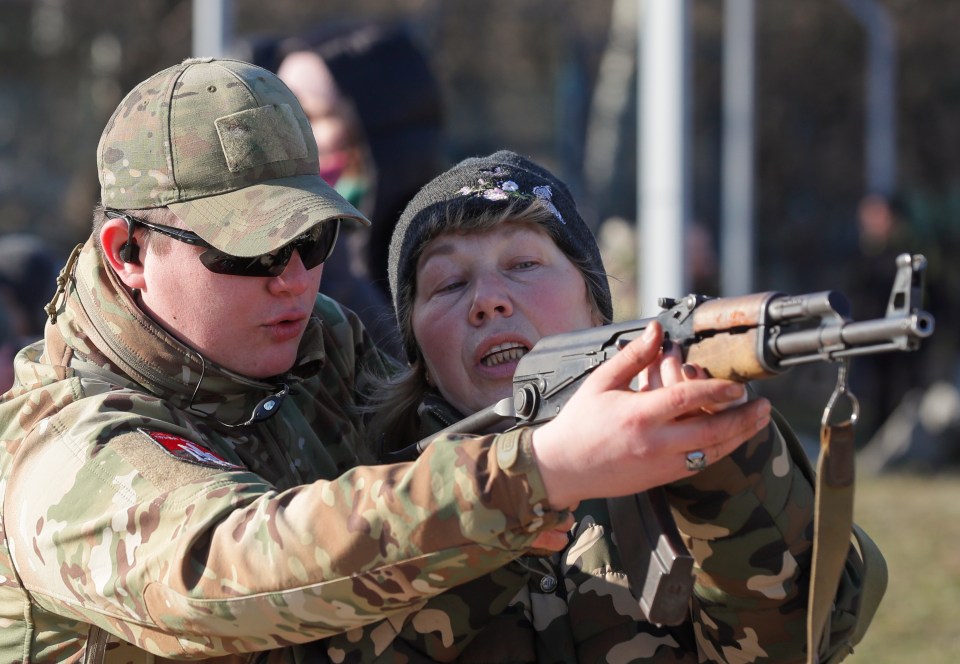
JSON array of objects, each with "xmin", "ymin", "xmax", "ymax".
[{"xmin": 481, "ymin": 343, "xmax": 528, "ymax": 367}]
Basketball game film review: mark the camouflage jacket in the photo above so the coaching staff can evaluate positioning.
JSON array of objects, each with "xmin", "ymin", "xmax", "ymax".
[
  {"xmin": 0, "ymin": 241, "xmax": 569, "ymax": 663},
  {"xmin": 317, "ymin": 396, "xmax": 866, "ymax": 663}
]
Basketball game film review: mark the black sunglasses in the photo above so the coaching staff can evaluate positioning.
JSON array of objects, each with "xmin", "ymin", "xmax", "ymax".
[{"xmin": 105, "ymin": 210, "xmax": 340, "ymax": 277}]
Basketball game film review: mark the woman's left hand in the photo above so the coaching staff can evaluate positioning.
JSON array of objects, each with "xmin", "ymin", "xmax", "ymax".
[{"xmin": 637, "ymin": 340, "xmax": 750, "ymax": 413}]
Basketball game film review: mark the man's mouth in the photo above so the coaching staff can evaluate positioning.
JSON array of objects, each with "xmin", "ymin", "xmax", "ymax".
[{"xmin": 481, "ymin": 342, "xmax": 529, "ymax": 367}]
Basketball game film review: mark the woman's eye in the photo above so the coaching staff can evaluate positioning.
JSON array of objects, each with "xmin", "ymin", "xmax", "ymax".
[
  {"xmin": 434, "ymin": 279, "xmax": 466, "ymax": 294},
  {"xmin": 512, "ymin": 259, "xmax": 540, "ymax": 270}
]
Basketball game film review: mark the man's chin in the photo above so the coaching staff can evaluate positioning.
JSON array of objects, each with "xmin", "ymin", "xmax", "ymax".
[{"xmin": 229, "ymin": 350, "xmax": 298, "ymax": 380}]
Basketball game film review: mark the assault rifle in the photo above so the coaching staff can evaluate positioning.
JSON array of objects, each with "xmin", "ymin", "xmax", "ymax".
[{"xmin": 398, "ymin": 253, "xmax": 933, "ymax": 626}]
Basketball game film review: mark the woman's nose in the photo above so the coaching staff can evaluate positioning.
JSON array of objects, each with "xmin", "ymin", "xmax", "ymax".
[{"xmin": 468, "ymin": 274, "xmax": 513, "ymax": 324}]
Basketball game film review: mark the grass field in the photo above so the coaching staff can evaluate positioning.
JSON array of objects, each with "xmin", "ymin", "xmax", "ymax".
[{"xmin": 844, "ymin": 472, "xmax": 960, "ymax": 663}]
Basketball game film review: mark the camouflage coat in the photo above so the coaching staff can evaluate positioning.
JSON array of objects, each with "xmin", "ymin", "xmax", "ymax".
[
  {"xmin": 0, "ymin": 241, "xmax": 569, "ymax": 663},
  {"xmin": 317, "ymin": 397, "xmax": 866, "ymax": 663}
]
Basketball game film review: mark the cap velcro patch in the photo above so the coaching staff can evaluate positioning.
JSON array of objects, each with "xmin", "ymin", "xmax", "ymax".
[
  {"xmin": 215, "ymin": 103, "xmax": 308, "ymax": 172},
  {"xmin": 138, "ymin": 429, "xmax": 244, "ymax": 470}
]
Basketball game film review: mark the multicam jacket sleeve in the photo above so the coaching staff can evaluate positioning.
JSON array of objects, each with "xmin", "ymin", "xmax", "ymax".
[
  {"xmin": 317, "ymin": 403, "xmax": 865, "ymax": 664},
  {"xmin": 0, "ymin": 242, "xmax": 572, "ymax": 662}
]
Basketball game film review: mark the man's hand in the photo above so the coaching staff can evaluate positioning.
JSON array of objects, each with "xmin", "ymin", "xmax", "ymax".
[{"xmin": 531, "ymin": 322, "xmax": 771, "ymax": 510}]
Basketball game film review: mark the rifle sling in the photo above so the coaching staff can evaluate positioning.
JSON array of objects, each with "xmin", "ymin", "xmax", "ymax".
[
  {"xmin": 83, "ymin": 625, "xmax": 109, "ymax": 663},
  {"xmin": 806, "ymin": 419, "xmax": 856, "ymax": 664}
]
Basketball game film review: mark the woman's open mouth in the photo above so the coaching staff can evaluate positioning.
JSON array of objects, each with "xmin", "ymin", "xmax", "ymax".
[{"xmin": 481, "ymin": 342, "xmax": 529, "ymax": 367}]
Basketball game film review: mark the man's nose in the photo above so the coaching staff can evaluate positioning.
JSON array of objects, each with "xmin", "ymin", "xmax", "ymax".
[{"xmin": 268, "ymin": 250, "xmax": 317, "ymax": 295}]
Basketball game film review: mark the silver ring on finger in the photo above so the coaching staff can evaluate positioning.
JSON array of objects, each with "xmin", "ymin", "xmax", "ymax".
[{"xmin": 685, "ymin": 450, "xmax": 708, "ymax": 472}]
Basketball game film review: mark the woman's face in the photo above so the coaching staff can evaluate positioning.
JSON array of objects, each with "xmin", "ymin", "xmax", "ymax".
[{"xmin": 412, "ymin": 222, "xmax": 600, "ymax": 415}]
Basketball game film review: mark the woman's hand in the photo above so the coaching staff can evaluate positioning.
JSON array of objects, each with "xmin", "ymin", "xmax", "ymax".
[
  {"xmin": 531, "ymin": 322, "xmax": 770, "ymax": 511},
  {"xmin": 637, "ymin": 337, "xmax": 750, "ymax": 413}
]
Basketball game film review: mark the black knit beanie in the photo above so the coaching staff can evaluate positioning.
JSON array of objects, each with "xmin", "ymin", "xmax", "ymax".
[{"xmin": 389, "ymin": 150, "xmax": 613, "ymax": 361}]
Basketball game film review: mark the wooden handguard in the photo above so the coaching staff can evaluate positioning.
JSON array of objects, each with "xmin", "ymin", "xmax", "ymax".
[
  {"xmin": 685, "ymin": 329, "xmax": 774, "ymax": 382},
  {"xmin": 691, "ymin": 291, "xmax": 773, "ymax": 330},
  {"xmin": 685, "ymin": 292, "xmax": 778, "ymax": 381}
]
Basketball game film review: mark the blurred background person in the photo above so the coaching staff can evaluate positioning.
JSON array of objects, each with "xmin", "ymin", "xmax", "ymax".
[
  {"xmin": 0, "ymin": 302, "xmax": 16, "ymax": 393},
  {"xmin": 276, "ymin": 43, "xmax": 402, "ymax": 356},
  {"xmin": 0, "ymin": 233, "xmax": 62, "ymax": 393},
  {"xmin": 0, "ymin": 233, "xmax": 63, "ymax": 346},
  {"xmin": 848, "ymin": 193, "xmax": 927, "ymax": 444},
  {"xmin": 850, "ymin": 193, "xmax": 960, "ymax": 472},
  {"xmin": 685, "ymin": 221, "xmax": 719, "ymax": 296},
  {"xmin": 247, "ymin": 22, "xmax": 446, "ymax": 358}
]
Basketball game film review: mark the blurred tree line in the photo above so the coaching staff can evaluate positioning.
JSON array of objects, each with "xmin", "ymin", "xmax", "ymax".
[{"xmin": 2, "ymin": 0, "xmax": 958, "ymax": 436}]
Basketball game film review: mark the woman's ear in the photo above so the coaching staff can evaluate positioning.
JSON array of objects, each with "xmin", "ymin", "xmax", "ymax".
[{"xmin": 100, "ymin": 215, "xmax": 146, "ymax": 290}]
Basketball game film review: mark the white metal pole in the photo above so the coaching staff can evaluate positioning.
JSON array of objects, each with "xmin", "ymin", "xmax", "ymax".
[
  {"xmin": 638, "ymin": 0, "xmax": 690, "ymax": 316},
  {"xmin": 720, "ymin": 0, "xmax": 756, "ymax": 296},
  {"xmin": 192, "ymin": 0, "xmax": 233, "ymax": 58},
  {"xmin": 840, "ymin": 0, "xmax": 897, "ymax": 196}
]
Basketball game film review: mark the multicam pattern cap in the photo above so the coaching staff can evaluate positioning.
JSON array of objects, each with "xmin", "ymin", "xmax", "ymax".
[{"xmin": 97, "ymin": 57, "xmax": 369, "ymax": 257}]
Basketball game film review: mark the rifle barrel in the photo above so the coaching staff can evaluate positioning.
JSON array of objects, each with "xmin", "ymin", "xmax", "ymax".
[{"xmin": 769, "ymin": 311, "xmax": 934, "ymax": 366}]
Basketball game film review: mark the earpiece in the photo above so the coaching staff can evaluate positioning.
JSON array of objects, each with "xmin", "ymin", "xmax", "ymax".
[
  {"xmin": 119, "ymin": 242, "xmax": 140, "ymax": 264},
  {"xmin": 119, "ymin": 216, "xmax": 140, "ymax": 264}
]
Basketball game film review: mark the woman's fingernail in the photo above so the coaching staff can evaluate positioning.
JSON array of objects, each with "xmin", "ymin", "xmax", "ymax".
[
  {"xmin": 681, "ymin": 364, "xmax": 698, "ymax": 379},
  {"xmin": 662, "ymin": 339, "xmax": 674, "ymax": 353},
  {"xmin": 758, "ymin": 411, "xmax": 771, "ymax": 429},
  {"xmin": 725, "ymin": 383, "xmax": 745, "ymax": 400}
]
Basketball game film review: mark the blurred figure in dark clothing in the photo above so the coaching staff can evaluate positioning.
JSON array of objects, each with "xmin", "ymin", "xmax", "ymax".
[
  {"xmin": 0, "ymin": 233, "xmax": 62, "ymax": 392},
  {"xmin": 277, "ymin": 46, "xmax": 403, "ymax": 356},
  {"xmin": 278, "ymin": 49, "xmax": 370, "ymax": 210},
  {"xmin": 0, "ymin": 302, "xmax": 16, "ymax": 393},
  {"xmin": 247, "ymin": 23, "xmax": 445, "ymax": 359},
  {"xmin": 294, "ymin": 23, "xmax": 445, "ymax": 271},
  {"xmin": 848, "ymin": 193, "xmax": 927, "ymax": 443},
  {"xmin": 686, "ymin": 221, "xmax": 719, "ymax": 296},
  {"xmin": 0, "ymin": 233, "xmax": 62, "ymax": 345}
]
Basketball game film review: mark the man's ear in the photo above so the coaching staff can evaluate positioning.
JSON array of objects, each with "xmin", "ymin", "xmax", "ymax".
[{"xmin": 100, "ymin": 216, "xmax": 147, "ymax": 290}]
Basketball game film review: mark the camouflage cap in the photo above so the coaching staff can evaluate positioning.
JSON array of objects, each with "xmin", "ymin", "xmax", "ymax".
[{"xmin": 97, "ymin": 57, "xmax": 369, "ymax": 257}]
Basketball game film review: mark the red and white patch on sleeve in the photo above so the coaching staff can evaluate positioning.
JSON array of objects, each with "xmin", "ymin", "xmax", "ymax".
[{"xmin": 138, "ymin": 429, "xmax": 245, "ymax": 470}]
